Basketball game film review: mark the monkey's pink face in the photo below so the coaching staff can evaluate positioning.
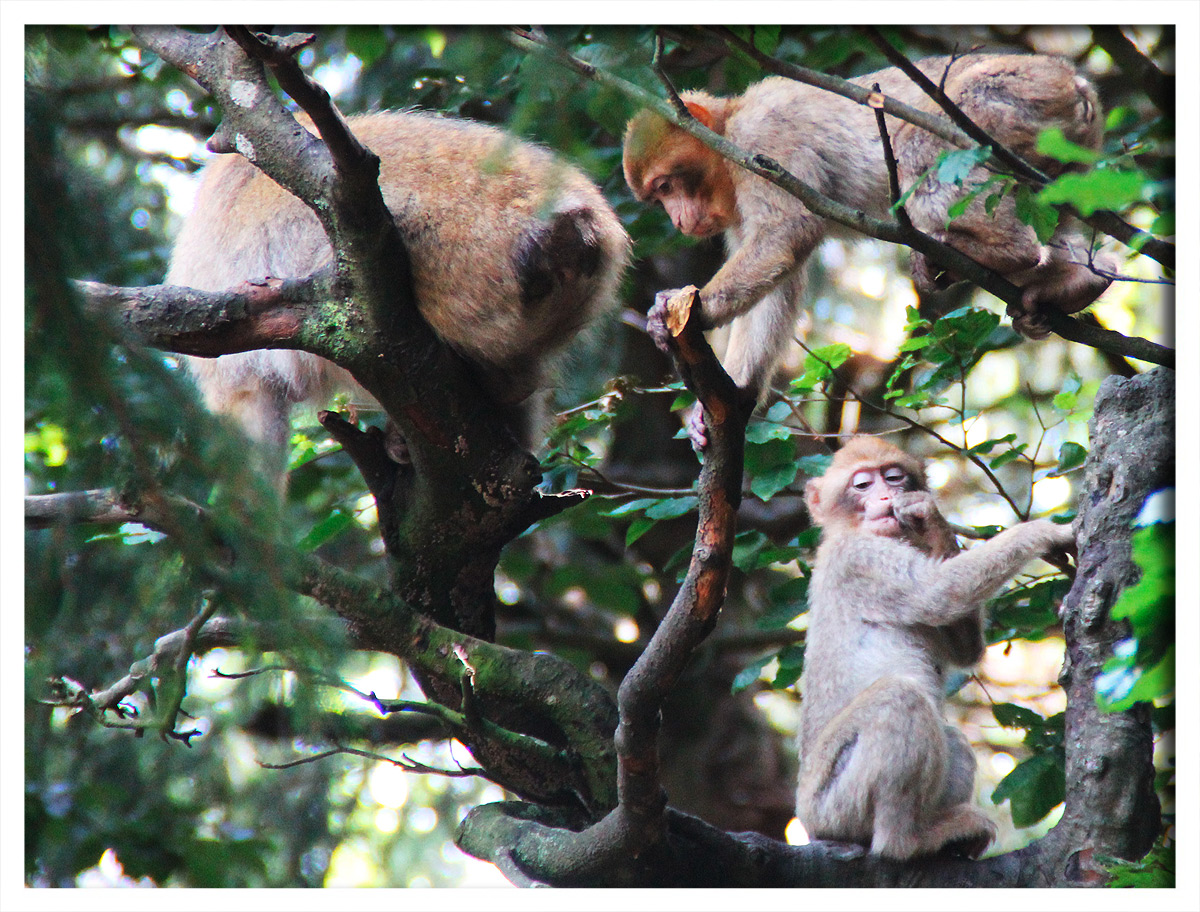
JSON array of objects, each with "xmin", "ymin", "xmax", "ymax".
[
  {"xmin": 849, "ymin": 465, "xmax": 913, "ymax": 537},
  {"xmin": 651, "ymin": 176, "xmax": 735, "ymax": 238}
]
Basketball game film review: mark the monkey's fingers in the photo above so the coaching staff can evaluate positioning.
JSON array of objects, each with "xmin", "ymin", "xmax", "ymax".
[
  {"xmin": 1007, "ymin": 299, "xmax": 1053, "ymax": 340},
  {"xmin": 684, "ymin": 402, "xmax": 709, "ymax": 452}
]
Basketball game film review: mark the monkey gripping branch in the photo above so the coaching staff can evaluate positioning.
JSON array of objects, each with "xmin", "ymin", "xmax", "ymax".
[{"xmin": 44, "ymin": 26, "xmax": 1172, "ymax": 888}]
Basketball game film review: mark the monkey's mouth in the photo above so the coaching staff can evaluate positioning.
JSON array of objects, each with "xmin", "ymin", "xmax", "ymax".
[{"xmin": 866, "ymin": 513, "xmax": 903, "ymax": 536}]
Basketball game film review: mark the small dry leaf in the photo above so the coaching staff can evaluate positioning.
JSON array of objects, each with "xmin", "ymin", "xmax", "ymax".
[
  {"xmin": 666, "ymin": 285, "xmax": 699, "ymax": 337},
  {"xmin": 867, "ymin": 91, "xmax": 886, "ymax": 110}
]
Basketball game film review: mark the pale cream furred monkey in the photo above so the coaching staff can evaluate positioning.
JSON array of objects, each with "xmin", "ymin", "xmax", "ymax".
[
  {"xmin": 623, "ymin": 54, "xmax": 1111, "ymax": 447},
  {"xmin": 795, "ymin": 436, "xmax": 1074, "ymax": 860},
  {"xmin": 171, "ymin": 111, "xmax": 629, "ymax": 479}
]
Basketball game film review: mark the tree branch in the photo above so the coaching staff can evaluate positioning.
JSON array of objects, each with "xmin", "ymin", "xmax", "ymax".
[
  {"xmin": 74, "ymin": 275, "xmax": 332, "ymax": 358},
  {"xmin": 459, "ymin": 285, "xmax": 749, "ymax": 879}
]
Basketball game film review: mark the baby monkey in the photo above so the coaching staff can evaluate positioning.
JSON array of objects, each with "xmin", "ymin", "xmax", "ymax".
[{"xmin": 796, "ymin": 436, "xmax": 1075, "ymax": 860}]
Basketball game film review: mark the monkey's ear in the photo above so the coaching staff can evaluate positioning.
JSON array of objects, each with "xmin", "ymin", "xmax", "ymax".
[
  {"xmin": 804, "ymin": 477, "xmax": 825, "ymax": 524},
  {"xmin": 685, "ymin": 101, "xmax": 715, "ymax": 130}
]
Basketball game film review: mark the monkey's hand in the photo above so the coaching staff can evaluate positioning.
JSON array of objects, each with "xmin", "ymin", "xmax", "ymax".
[
  {"xmin": 683, "ymin": 402, "xmax": 709, "ymax": 451},
  {"xmin": 892, "ymin": 490, "xmax": 959, "ymax": 557},
  {"xmin": 1007, "ymin": 248, "xmax": 1116, "ymax": 339},
  {"xmin": 648, "ymin": 288, "xmax": 712, "ymax": 451},
  {"xmin": 1039, "ymin": 517, "xmax": 1078, "ymax": 562},
  {"xmin": 891, "ymin": 490, "xmax": 942, "ymax": 533},
  {"xmin": 646, "ymin": 287, "xmax": 703, "ymax": 352}
]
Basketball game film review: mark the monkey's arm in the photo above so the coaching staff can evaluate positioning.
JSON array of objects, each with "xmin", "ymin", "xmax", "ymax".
[
  {"xmin": 843, "ymin": 519, "xmax": 1073, "ymax": 627},
  {"xmin": 698, "ymin": 177, "xmax": 824, "ymax": 330},
  {"xmin": 697, "ymin": 239, "xmax": 802, "ymax": 328}
]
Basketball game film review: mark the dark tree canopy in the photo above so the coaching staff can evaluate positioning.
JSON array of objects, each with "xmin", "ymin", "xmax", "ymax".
[{"xmin": 22, "ymin": 23, "xmax": 1180, "ymax": 894}]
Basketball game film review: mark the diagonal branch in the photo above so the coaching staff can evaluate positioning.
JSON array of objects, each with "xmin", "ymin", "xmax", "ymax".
[{"xmin": 459, "ymin": 286, "xmax": 749, "ymax": 880}]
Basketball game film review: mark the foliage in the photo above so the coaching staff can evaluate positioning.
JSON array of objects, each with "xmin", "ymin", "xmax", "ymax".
[
  {"xmin": 1096, "ymin": 511, "xmax": 1175, "ymax": 712},
  {"xmin": 1099, "ymin": 837, "xmax": 1175, "ymax": 888},
  {"xmin": 990, "ymin": 704, "xmax": 1066, "ymax": 827},
  {"xmin": 24, "ymin": 22, "xmax": 1173, "ymax": 887}
]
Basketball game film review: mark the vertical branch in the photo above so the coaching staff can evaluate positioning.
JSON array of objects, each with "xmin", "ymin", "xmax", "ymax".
[
  {"xmin": 1047, "ymin": 368, "xmax": 1171, "ymax": 880},
  {"xmin": 869, "ymin": 81, "xmax": 912, "ymax": 230}
]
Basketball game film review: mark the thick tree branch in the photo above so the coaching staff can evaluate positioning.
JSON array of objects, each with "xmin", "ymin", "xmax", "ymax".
[
  {"xmin": 1089, "ymin": 26, "xmax": 1173, "ymax": 115},
  {"xmin": 509, "ymin": 29, "xmax": 1173, "ymax": 369},
  {"xmin": 74, "ymin": 275, "xmax": 332, "ymax": 358},
  {"xmin": 1044, "ymin": 367, "xmax": 1170, "ymax": 874}
]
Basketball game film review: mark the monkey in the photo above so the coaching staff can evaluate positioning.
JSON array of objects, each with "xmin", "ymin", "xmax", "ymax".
[
  {"xmin": 623, "ymin": 55, "xmax": 1110, "ymax": 446},
  {"xmin": 170, "ymin": 110, "xmax": 629, "ymax": 483},
  {"xmin": 894, "ymin": 55, "xmax": 1112, "ymax": 337},
  {"xmin": 793, "ymin": 436, "xmax": 1075, "ymax": 860}
]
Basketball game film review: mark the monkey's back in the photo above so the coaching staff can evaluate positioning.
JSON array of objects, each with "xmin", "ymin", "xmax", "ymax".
[
  {"xmin": 170, "ymin": 111, "xmax": 628, "ymax": 407},
  {"xmin": 353, "ymin": 113, "xmax": 628, "ymax": 370}
]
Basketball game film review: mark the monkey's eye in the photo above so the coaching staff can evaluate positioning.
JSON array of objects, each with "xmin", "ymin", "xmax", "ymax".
[
  {"xmin": 883, "ymin": 467, "xmax": 907, "ymax": 486},
  {"xmin": 654, "ymin": 178, "xmax": 673, "ymax": 196},
  {"xmin": 851, "ymin": 470, "xmax": 873, "ymax": 491}
]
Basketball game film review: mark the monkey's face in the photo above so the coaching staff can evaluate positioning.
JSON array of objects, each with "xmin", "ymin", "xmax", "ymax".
[
  {"xmin": 847, "ymin": 464, "xmax": 916, "ymax": 538},
  {"xmin": 635, "ymin": 134, "xmax": 738, "ymax": 238}
]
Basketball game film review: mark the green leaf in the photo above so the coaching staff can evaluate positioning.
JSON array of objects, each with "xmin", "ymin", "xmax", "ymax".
[
  {"xmin": 669, "ymin": 391, "xmax": 696, "ymax": 411},
  {"xmin": 1015, "ymin": 184, "xmax": 1060, "ymax": 243},
  {"xmin": 935, "ymin": 146, "xmax": 992, "ymax": 184},
  {"xmin": 1096, "ymin": 641, "xmax": 1174, "ymax": 712},
  {"xmin": 602, "ymin": 497, "xmax": 661, "ymax": 518},
  {"xmin": 732, "ymin": 655, "xmax": 771, "ymax": 693},
  {"xmin": 989, "ymin": 444, "xmax": 1027, "ymax": 469},
  {"xmin": 992, "ymin": 701, "xmax": 1046, "ymax": 730},
  {"xmin": 752, "ymin": 25, "xmax": 782, "ymax": 54},
  {"xmin": 297, "ymin": 508, "xmax": 354, "ymax": 552},
  {"xmin": 968, "ymin": 433, "xmax": 1018, "ymax": 456},
  {"xmin": 645, "ymin": 496, "xmax": 698, "ymax": 520},
  {"xmin": 750, "ymin": 462, "xmax": 800, "ymax": 502},
  {"xmin": 991, "ymin": 751, "xmax": 1065, "ymax": 827},
  {"xmin": 988, "ymin": 577, "xmax": 1071, "ymax": 642},
  {"xmin": 1037, "ymin": 169, "xmax": 1147, "ymax": 216},
  {"xmin": 1092, "ymin": 520, "xmax": 1174, "ymax": 714},
  {"xmin": 771, "ymin": 644, "xmax": 806, "ymax": 689},
  {"xmin": 732, "ymin": 531, "xmax": 771, "ymax": 572},
  {"xmin": 624, "ymin": 516, "xmax": 656, "ymax": 547},
  {"xmin": 1053, "ymin": 441, "xmax": 1087, "ymax": 475},
  {"xmin": 760, "ymin": 576, "xmax": 810, "ymax": 627},
  {"xmin": 745, "ymin": 437, "xmax": 798, "ymax": 502},
  {"xmin": 1111, "ymin": 523, "xmax": 1174, "ymax": 633},
  {"xmin": 1035, "ymin": 127, "xmax": 1101, "ymax": 164},
  {"xmin": 796, "ymin": 454, "xmax": 832, "ymax": 479},
  {"xmin": 1100, "ymin": 839, "xmax": 1175, "ymax": 888},
  {"xmin": 746, "ymin": 421, "xmax": 792, "ymax": 444},
  {"xmin": 898, "ymin": 335, "xmax": 934, "ymax": 353},
  {"xmin": 807, "ymin": 343, "xmax": 852, "ymax": 371}
]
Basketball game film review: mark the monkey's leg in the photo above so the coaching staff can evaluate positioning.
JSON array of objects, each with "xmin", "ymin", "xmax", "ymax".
[
  {"xmin": 797, "ymin": 677, "xmax": 948, "ymax": 854},
  {"xmin": 879, "ymin": 721, "xmax": 994, "ymax": 860}
]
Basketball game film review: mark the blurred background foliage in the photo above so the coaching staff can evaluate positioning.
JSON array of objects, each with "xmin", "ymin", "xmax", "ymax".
[{"xmin": 25, "ymin": 24, "xmax": 1174, "ymax": 887}]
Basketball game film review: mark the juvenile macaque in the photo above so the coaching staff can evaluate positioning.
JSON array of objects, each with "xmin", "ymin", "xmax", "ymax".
[
  {"xmin": 623, "ymin": 55, "xmax": 1109, "ymax": 444},
  {"xmin": 795, "ymin": 436, "xmax": 1074, "ymax": 860},
  {"xmin": 895, "ymin": 55, "xmax": 1111, "ymax": 336},
  {"xmin": 171, "ymin": 111, "xmax": 628, "ymax": 477}
]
